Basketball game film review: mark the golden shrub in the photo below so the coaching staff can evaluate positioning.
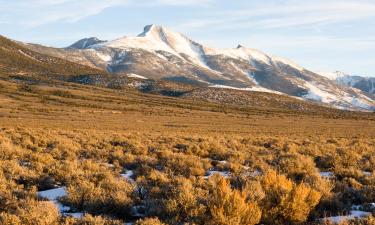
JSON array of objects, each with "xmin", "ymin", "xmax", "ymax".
[
  {"xmin": 207, "ymin": 175, "xmax": 261, "ymax": 225},
  {"xmin": 259, "ymin": 170, "xmax": 322, "ymax": 224},
  {"xmin": 17, "ymin": 200, "xmax": 59, "ymax": 225},
  {"xmin": 135, "ymin": 217, "xmax": 166, "ymax": 225}
]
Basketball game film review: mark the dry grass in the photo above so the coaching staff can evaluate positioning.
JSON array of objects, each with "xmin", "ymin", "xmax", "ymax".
[{"xmin": 0, "ymin": 78, "xmax": 375, "ymax": 224}]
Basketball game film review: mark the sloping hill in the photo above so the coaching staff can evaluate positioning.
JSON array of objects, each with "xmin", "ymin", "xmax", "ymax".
[{"xmin": 0, "ymin": 36, "xmax": 104, "ymax": 80}]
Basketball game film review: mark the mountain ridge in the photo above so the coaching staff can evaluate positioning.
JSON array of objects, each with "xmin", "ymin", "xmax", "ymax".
[
  {"xmin": 18, "ymin": 25, "xmax": 375, "ymax": 111},
  {"xmin": 317, "ymin": 71, "xmax": 375, "ymax": 95}
]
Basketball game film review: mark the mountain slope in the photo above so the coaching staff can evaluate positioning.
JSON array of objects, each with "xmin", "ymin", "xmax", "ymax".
[
  {"xmin": 318, "ymin": 71, "xmax": 375, "ymax": 95},
  {"xmin": 20, "ymin": 25, "xmax": 374, "ymax": 111},
  {"xmin": 0, "ymin": 35, "xmax": 104, "ymax": 80},
  {"xmin": 68, "ymin": 37, "xmax": 106, "ymax": 49}
]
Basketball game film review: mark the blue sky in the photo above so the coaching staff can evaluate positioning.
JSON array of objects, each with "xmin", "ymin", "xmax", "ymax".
[{"xmin": 1, "ymin": 0, "xmax": 375, "ymax": 76}]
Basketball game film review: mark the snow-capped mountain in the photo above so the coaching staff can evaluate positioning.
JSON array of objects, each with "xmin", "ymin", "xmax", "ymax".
[
  {"xmin": 21, "ymin": 25, "xmax": 374, "ymax": 111},
  {"xmin": 316, "ymin": 71, "xmax": 348, "ymax": 80},
  {"xmin": 68, "ymin": 37, "xmax": 106, "ymax": 49},
  {"xmin": 317, "ymin": 71, "xmax": 375, "ymax": 95}
]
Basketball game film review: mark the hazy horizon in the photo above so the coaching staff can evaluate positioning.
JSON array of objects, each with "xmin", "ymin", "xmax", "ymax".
[{"xmin": 1, "ymin": 0, "xmax": 374, "ymax": 76}]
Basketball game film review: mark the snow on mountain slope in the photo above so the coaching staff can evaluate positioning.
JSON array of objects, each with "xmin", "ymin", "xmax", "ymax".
[
  {"xmin": 91, "ymin": 25, "xmax": 209, "ymax": 69},
  {"xmin": 204, "ymin": 45, "xmax": 272, "ymax": 66},
  {"xmin": 317, "ymin": 71, "xmax": 375, "ymax": 95},
  {"xmin": 303, "ymin": 82, "xmax": 339, "ymax": 103},
  {"xmin": 302, "ymin": 81, "xmax": 373, "ymax": 110},
  {"xmin": 68, "ymin": 37, "xmax": 106, "ymax": 49},
  {"xmin": 127, "ymin": 73, "xmax": 148, "ymax": 79},
  {"xmin": 209, "ymin": 84, "xmax": 284, "ymax": 95},
  {"xmin": 317, "ymin": 71, "xmax": 348, "ymax": 80},
  {"xmin": 272, "ymin": 56, "xmax": 304, "ymax": 71}
]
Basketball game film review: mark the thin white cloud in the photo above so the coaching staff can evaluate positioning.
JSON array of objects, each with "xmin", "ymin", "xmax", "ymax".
[
  {"xmin": 152, "ymin": 0, "xmax": 213, "ymax": 6},
  {"xmin": 0, "ymin": 0, "xmax": 213, "ymax": 27},
  {"xmin": 176, "ymin": 0, "xmax": 375, "ymax": 31}
]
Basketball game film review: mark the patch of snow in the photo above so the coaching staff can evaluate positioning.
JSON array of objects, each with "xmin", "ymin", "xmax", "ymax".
[
  {"xmin": 128, "ymin": 81, "xmax": 147, "ymax": 88},
  {"xmin": 121, "ymin": 170, "xmax": 135, "ymax": 182},
  {"xmin": 156, "ymin": 52, "xmax": 169, "ymax": 61},
  {"xmin": 303, "ymin": 82, "xmax": 339, "ymax": 103},
  {"xmin": 38, "ymin": 187, "xmax": 66, "ymax": 200},
  {"xmin": 350, "ymin": 98, "xmax": 372, "ymax": 109},
  {"xmin": 18, "ymin": 50, "xmax": 42, "ymax": 62},
  {"xmin": 249, "ymin": 86, "xmax": 284, "ymax": 94},
  {"xmin": 203, "ymin": 170, "xmax": 231, "ymax": 179},
  {"xmin": 103, "ymin": 163, "xmax": 115, "ymax": 168},
  {"xmin": 197, "ymin": 79, "xmax": 211, "ymax": 84},
  {"xmin": 209, "ymin": 84, "xmax": 283, "ymax": 95},
  {"xmin": 363, "ymin": 171, "xmax": 372, "ymax": 176},
  {"xmin": 66, "ymin": 212, "xmax": 84, "ymax": 219},
  {"xmin": 321, "ymin": 211, "xmax": 370, "ymax": 224},
  {"xmin": 218, "ymin": 160, "xmax": 228, "ymax": 164},
  {"xmin": 127, "ymin": 73, "xmax": 148, "ymax": 80},
  {"xmin": 96, "ymin": 52, "xmax": 112, "ymax": 62},
  {"xmin": 247, "ymin": 71, "xmax": 258, "ymax": 84},
  {"xmin": 320, "ymin": 172, "xmax": 334, "ymax": 178},
  {"xmin": 38, "ymin": 187, "xmax": 84, "ymax": 218}
]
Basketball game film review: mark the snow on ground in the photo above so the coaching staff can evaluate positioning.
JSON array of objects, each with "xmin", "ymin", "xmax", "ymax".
[
  {"xmin": 209, "ymin": 84, "xmax": 283, "ymax": 95},
  {"xmin": 96, "ymin": 52, "xmax": 112, "ymax": 62},
  {"xmin": 128, "ymin": 81, "xmax": 147, "ymax": 89},
  {"xmin": 363, "ymin": 171, "xmax": 372, "ymax": 176},
  {"xmin": 203, "ymin": 170, "xmax": 231, "ymax": 179},
  {"xmin": 352, "ymin": 204, "xmax": 375, "ymax": 211},
  {"xmin": 38, "ymin": 187, "xmax": 84, "ymax": 218},
  {"xmin": 127, "ymin": 73, "xmax": 148, "ymax": 80},
  {"xmin": 38, "ymin": 187, "xmax": 66, "ymax": 201},
  {"xmin": 321, "ymin": 211, "xmax": 370, "ymax": 224},
  {"xmin": 121, "ymin": 170, "xmax": 135, "ymax": 183},
  {"xmin": 248, "ymin": 86, "xmax": 284, "ymax": 95},
  {"xmin": 320, "ymin": 172, "xmax": 334, "ymax": 178}
]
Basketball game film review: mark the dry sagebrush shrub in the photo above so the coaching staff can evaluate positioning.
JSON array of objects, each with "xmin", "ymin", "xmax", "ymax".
[
  {"xmin": 163, "ymin": 177, "xmax": 207, "ymax": 224},
  {"xmin": 258, "ymin": 170, "xmax": 322, "ymax": 224},
  {"xmin": 137, "ymin": 170, "xmax": 207, "ymax": 223},
  {"xmin": 66, "ymin": 171, "xmax": 134, "ymax": 218},
  {"xmin": 0, "ymin": 200, "xmax": 59, "ymax": 225},
  {"xmin": 156, "ymin": 150, "xmax": 209, "ymax": 177},
  {"xmin": 135, "ymin": 217, "xmax": 166, "ymax": 225},
  {"xmin": 207, "ymin": 175, "xmax": 261, "ymax": 225},
  {"xmin": 62, "ymin": 214, "xmax": 123, "ymax": 225},
  {"xmin": 1, "ymin": 128, "xmax": 375, "ymax": 224}
]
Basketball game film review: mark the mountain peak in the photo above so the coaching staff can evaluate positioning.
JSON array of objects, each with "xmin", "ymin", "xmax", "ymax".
[
  {"xmin": 237, "ymin": 44, "xmax": 244, "ymax": 49},
  {"xmin": 138, "ymin": 24, "xmax": 165, "ymax": 37},
  {"xmin": 68, "ymin": 37, "xmax": 105, "ymax": 49}
]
